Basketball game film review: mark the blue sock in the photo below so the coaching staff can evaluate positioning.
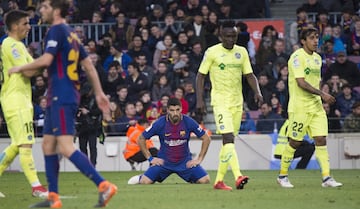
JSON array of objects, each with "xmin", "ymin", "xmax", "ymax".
[
  {"xmin": 45, "ymin": 154, "xmax": 59, "ymax": 193},
  {"xmin": 69, "ymin": 150, "xmax": 104, "ymax": 186}
]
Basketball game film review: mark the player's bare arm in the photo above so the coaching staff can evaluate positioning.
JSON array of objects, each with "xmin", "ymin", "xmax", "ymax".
[
  {"xmin": 81, "ymin": 57, "xmax": 111, "ymax": 121},
  {"xmin": 245, "ymin": 73, "xmax": 264, "ymax": 105},
  {"xmin": 296, "ymin": 77, "xmax": 336, "ymax": 104},
  {"xmin": 195, "ymin": 72, "xmax": 206, "ymax": 114},
  {"xmin": 8, "ymin": 53, "xmax": 53, "ymax": 75},
  {"xmin": 186, "ymin": 133, "xmax": 211, "ymax": 168},
  {"xmin": 138, "ymin": 134, "xmax": 164, "ymax": 166}
]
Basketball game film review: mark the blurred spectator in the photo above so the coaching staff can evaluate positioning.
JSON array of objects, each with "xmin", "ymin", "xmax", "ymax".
[
  {"xmin": 157, "ymin": 93, "xmax": 170, "ymax": 116},
  {"xmin": 152, "ymin": 74, "xmax": 172, "ymax": 102},
  {"xmin": 324, "ymin": 51, "xmax": 360, "ymax": 87},
  {"xmin": 88, "ymin": 52, "xmax": 107, "ymax": 89},
  {"xmin": 349, "ymin": 18, "xmax": 360, "ymax": 55},
  {"xmin": 127, "ymin": 34, "xmax": 152, "ymax": 63},
  {"xmin": 274, "ymin": 79, "xmax": 288, "ymax": 115},
  {"xmin": 114, "ymin": 85, "xmax": 129, "ymax": 114},
  {"xmin": 109, "ymin": 102, "xmax": 140, "ymax": 135},
  {"xmin": 146, "ymin": 104, "xmax": 160, "ymax": 123},
  {"xmin": 32, "ymin": 74, "xmax": 47, "ymax": 104},
  {"xmin": 152, "ymin": 33, "xmax": 176, "ymax": 68},
  {"xmin": 332, "ymin": 24, "xmax": 348, "ymax": 53},
  {"xmin": 326, "ymin": 74, "xmax": 348, "ymax": 97},
  {"xmin": 270, "ymin": 93, "xmax": 283, "ymax": 116},
  {"xmin": 183, "ymin": 81, "xmax": 197, "ymax": 118},
  {"xmin": 290, "ymin": 7, "xmax": 309, "ymax": 46},
  {"xmin": 148, "ymin": 24, "xmax": 163, "ymax": 55},
  {"xmin": 103, "ymin": 42, "xmax": 133, "ymax": 75},
  {"xmin": 173, "ymin": 86, "xmax": 189, "ymax": 115},
  {"xmin": 74, "ymin": 25, "xmax": 87, "ymax": 44},
  {"xmin": 342, "ymin": 101, "xmax": 360, "ymax": 132},
  {"xmin": 267, "ymin": 39, "xmax": 289, "ymax": 66},
  {"xmin": 183, "ymin": 0, "xmax": 203, "ymax": 17},
  {"xmin": 106, "ymin": 1, "xmax": 122, "ymax": 23},
  {"xmin": 96, "ymin": 32, "xmax": 112, "ymax": 62},
  {"xmin": 321, "ymin": 38, "xmax": 336, "ymax": 76},
  {"xmin": 125, "ymin": 61, "xmax": 148, "ymax": 102},
  {"xmin": 109, "ymin": 11, "xmax": 135, "ymax": 51},
  {"xmin": 302, "ymin": 0, "xmax": 325, "ymax": 14},
  {"xmin": 256, "ymin": 34, "xmax": 275, "ymax": 69},
  {"xmin": 103, "ymin": 61, "xmax": 125, "ymax": 99},
  {"xmin": 76, "ymin": 83, "xmax": 103, "ymax": 167},
  {"xmin": 218, "ymin": 1, "xmax": 233, "ymax": 19},
  {"xmin": 66, "ymin": 0, "xmax": 79, "ymax": 23},
  {"xmin": 319, "ymin": 25, "xmax": 345, "ymax": 54},
  {"xmin": 323, "ymin": 102, "xmax": 342, "ymax": 133},
  {"xmin": 315, "ymin": 9, "xmax": 331, "ymax": 38},
  {"xmin": 340, "ymin": 7, "xmax": 354, "ymax": 37},
  {"xmin": 207, "ymin": 10, "xmax": 219, "ymax": 26},
  {"xmin": 173, "ymin": 60, "xmax": 196, "ymax": 90},
  {"xmin": 107, "ymin": 100, "xmax": 123, "ymax": 130},
  {"xmin": 135, "ymin": 15, "xmax": 152, "ymax": 34},
  {"xmin": 97, "ymin": 0, "xmax": 112, "ymax": 22},
  {"xmin": 256, "ymin": 102, "xmax": 284, "ymax": 134},
  {"xmin": 149, "ymin": 4, "xmax": 165, "ymax": 23},
  {"xmin": 335, "ymin": 84, "xmax": 360, "ymax": 119},
  {"xmin": 34, "ymin": 96, "xmax": 47, "ymax": 136},
  {"xmin": 278, "ymin": 63, "xmax": 289, "ymax": 84},
  {"xmin": 154, "ymin": 61, "xmax": 175, "ymax": 88},
  {"xmin": 162, "ymin": 13, "xmax": 182, "ymax": 39},
  {"xmin": 77, "ymin": 0, "xmax": 98, "ymax": 23},
  {"xmin": 139, "ymin": 91, "xmax": 153, "ymax": 116},
  {"xmin": 26, "ymin": 6, "xmax": 40, "ymax": 25},
  {"xmin": 176, "ymin": 31, "xmax": 192, "ymax": 54},
  {"xmin": 136, "ymin": 53, "xmax": 155, "ymax": 89},
  {"xmin": 204, "ymin": 22, "xmax": 220, "ymax": 49},
  {"xmin": 263, "ymin": 57, "xmax": 287, "ymax": 83},
  {"xmin": 184, "ymin": 12, "xmax": 206, "ymax": 49},
  {"xmin": 239, "ymin": 111, "xmax": 256, "ymax": 134},
  {"xmin": 188, "ymin": 41, "xmax": 204, "ymax": 74},
  {"xmin": 123, "ymin": 118, "xmax": 158, "ymax": 170},
  {"xmin": 135, "ymin": 100, "xmax": 146, "ymax": 118},
  {"xmin": 123, "ymin": 0, "xmax": 146, "ymax": 18}
]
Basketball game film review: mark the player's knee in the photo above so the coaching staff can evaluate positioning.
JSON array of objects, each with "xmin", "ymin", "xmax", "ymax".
[
  {"xmin": 289, "ymin": 139, "xmax": 302, "ymax": 149},
  {"xmin": 139, "ymin": 175, "xmax": 153, "ymax": 184},
  {"xmin": 222, "ymin": 133, "xmax": 234, "ymax": 144},
  {"xmin": 314, "ymin": 136, "xmax": 326, "ymax": 146},
  {"xmin": 197, "ymin": 175, "xmax": 210, "ymax": 184}
]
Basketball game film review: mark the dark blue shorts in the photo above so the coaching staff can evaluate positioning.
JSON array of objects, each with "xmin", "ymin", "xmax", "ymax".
[
  {"xmin": 144, "ymin": 162, "xmax": 208, "ymax": 183},
  {"xmin": 43, "ymin": 104, "xmax": 78, "ymax": 136}
]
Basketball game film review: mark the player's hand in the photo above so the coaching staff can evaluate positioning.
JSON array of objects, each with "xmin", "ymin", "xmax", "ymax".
[
  {"xmin": 95, "ymin": 92, "xmax": 111, "ymax": 121},
  {"xmin": 321, "ymin": 92, "xmax": 336, "ymax": 104},
  {"xmin": 196, "ymin": 100, "xmax": 206, "ymax": 115},
  {"xmin": 150, "ymin": 157, "xmax": 164, "ymax": 166},
  {"xmin": 254, "ymin": 93, "xmax": 264, "ymax": 107},
  {"xmin": 186, "ymin": 159, "xmax": 201, "ymax": 168},
  {"xmin": 8, "ymin": 66, "xmax": 21, "ymax": 75}
]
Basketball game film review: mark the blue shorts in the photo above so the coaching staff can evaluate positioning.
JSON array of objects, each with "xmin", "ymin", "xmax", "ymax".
[
  {"xmin": 144, "ymin": 162, "xmax": 208, "ymax": 183},
  {"xmin": 43, "ymin": 104, "xmax": 78, "ymax": 136}
]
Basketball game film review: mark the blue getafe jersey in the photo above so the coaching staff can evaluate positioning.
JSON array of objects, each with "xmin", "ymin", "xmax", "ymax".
[
  {"xmin": 142, "ymin": 115, "xmax": 205, "ymax": 164},
  {"xmin": 44, "ymin": 24, "xmax": 87, "ymax": 106}
]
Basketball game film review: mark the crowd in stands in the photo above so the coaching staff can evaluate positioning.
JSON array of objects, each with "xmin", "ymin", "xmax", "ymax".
[{"xmin": 0, "ymin": 0, "xmax": 360, "ymax": 136}]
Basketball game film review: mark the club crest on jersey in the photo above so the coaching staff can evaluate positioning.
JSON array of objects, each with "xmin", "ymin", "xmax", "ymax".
[
  {"xmin": 27, "ymin": 135, "xmax": 33, "ymax": 141},
  {"xmin": 180, "ymin": 130, "xmax": 186, "ymax": 137},
  {"xmin": 234, "ymin": 52, "xmax": 241, "ymax": 59},
  {"xmin": 11, "ymin": 48, "xmax": 20, "ymax": 59},
  {"xmin": 293, "ymin": 57, "xmax": 300, "ymax": 68},
  {"xmin": 314, "ymin": 58, "xmax": 320, "ymax": 65},
  {"xmin": 220, "ymin": 125, "xmax": 225, "ymax": 130},
  {"xmin": 292, "ymin": 132, "xmax": 297, "ymax": 138}
]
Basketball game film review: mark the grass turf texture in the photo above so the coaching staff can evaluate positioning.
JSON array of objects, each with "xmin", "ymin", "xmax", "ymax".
[{"xmin": 0, "ymin": 170, "xmax": 359, "ymax": 209}]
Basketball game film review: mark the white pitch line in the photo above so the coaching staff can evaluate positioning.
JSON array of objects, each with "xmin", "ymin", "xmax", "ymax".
[
  {"xmin": 0, "ymin": 192, "xmax": 5, "ymax": 198},
  {"xmin": 59, "ymin": 195, "xmax": 78, "ymax": 199}
]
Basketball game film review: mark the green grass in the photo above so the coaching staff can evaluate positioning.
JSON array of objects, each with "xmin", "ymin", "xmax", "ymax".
[{"xmin": 1, "ymin": 170, "xmax": 359, "ymax": 209}]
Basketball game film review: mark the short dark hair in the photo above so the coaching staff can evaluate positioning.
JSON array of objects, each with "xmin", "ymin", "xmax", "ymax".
[
  {"xmin": 299, "ymin": 28, "xmax": 318, "ymax": 41},
  {"xmin": 128, "ymin": 61, "xmax": 139, "ymax": 71},
  {"xmin": 4, "ymin": 10, "xmax": 29, "ymax": 30},
  {"xmin": 222, "ymin": 20, "xmax": 236, "ymax": 29},
  {"xmin": 42, "ymin": 0, "xmax": 69, "ymax": 18},
  {"xmin": 168, "ymin": 97, "xmax": 182, "ymax": 107}
]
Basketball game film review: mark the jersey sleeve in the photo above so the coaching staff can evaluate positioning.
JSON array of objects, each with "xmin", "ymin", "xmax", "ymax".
[
  {"xmin": 44, "ymin": 27, "xmax": 62, "ymax": 56},
  {"xmin": 142, "ymin": 118, "xmax": 161, "ymax": 139},
  {"xmin": 241, "ymin": 48, "xmax": 253, "ymax": 75},
  {"xmin": 198, "ymin": 48, "xmax": 213, "ymax": 75},
  {"xmin": 185, "ymin": 116, "xmax": 205, "ymax": 138},
  {"xmin": 290, "ymin": 54, "xmax": 305, "ymax": 79}
]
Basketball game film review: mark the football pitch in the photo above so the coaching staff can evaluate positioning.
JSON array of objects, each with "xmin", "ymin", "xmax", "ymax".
[{"xmin": 0, "ymin": 169, "xmax": 359, "ymax": 209}]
